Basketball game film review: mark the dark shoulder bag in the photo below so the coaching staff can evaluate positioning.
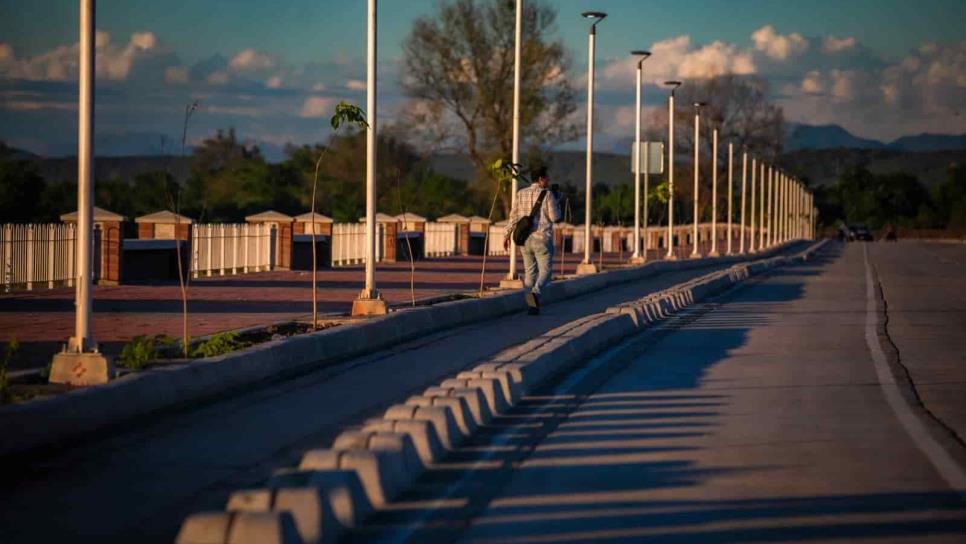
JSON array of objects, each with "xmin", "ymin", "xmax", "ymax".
[{"xmin": 511, "ymin": 189, "xmax": 548, "ymax": 246}]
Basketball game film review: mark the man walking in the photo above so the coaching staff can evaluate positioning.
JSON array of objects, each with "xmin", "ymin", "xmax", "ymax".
[{"xmin": 504, "ymin": 167, "xmax": 561, "ymax": 315}]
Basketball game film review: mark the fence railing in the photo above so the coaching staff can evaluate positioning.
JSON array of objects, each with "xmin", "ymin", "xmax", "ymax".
[
  {"xmin": 191, "ymin": 223, "xmax": 274, "ymax": 277},
  {"xmin": 424, "ymin": 223, "xmax": 457, "ymax": 257},
  {"xmin": 332, "ymin": 223, "xmax": 384, "ymax": 266},
  {"xmin": 1, "ymin": 223, "xmax": 77, "ymax": 292},
  {"xmin": 487, "ymin": 225, "xmax": 508, "ymax": 256}
]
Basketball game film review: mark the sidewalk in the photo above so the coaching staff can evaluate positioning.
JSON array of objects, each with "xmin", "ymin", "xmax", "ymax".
[{"xmin": 0, "ymin": 252, "xmax": 640, "ymax": 371}]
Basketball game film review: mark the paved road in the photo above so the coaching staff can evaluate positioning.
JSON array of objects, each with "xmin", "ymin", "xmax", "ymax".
[
  {"xmin": 868, "ymin": 241, "xmax": 966, "ymax": 449},
  {"xmin": 369, "ymin": 241, "xmax": 966, "ymax": 543},
  {"xmin": 0, "ymin": 250, "xmax": 741, "ymax": 543}
]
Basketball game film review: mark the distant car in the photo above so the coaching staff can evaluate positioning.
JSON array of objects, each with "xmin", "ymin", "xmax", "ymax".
[{"xmin": 844, "ymin": 224, "xmax": 873, "ymax": 242}]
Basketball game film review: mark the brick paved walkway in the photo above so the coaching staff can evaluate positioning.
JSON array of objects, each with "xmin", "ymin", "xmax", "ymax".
[{"xmin": 1, "ymin": 251, "xmax": 663, "ymax": 371}]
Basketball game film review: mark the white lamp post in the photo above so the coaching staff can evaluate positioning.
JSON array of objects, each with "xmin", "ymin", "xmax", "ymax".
[
  {"xmin": 690, "ymin": 101, "xmax": 705, "ymax": 259},
  {"xmin": 749, "ymin": 157, "xmax": 757, "ymax": 252},
  {"xmin": 503, "ymin": 0, "xmax": 524, "ymax": 287},
  {"xmin": 759, "ymin": 162, "xmax": 766, "ymax": 250},
  {"xmin": 739, "ymin": 149, "xmax": 747, "ymax": 254},
  {"xmin": 709, "ymin": 128, "xmax": 719, "ymax": 256},
  {"xmin": 663, "ymin": 81, "xmax": 681, "ymax": 260},
  {"xmin": 49, "ymin": 0, "xmax": 112, "ymax": 385},
  {"xmin": 726, "ymin": 141, "xmax": 733, "ymax": 255},
  {"xmin": 577, "ymin": 11, "xmax": 606, "ymax": 275},
  {"xmin": 351, "ymin": 0, "xmax": 387, "ymax": 316},
  {"xmin": 630, "ymin": 50, "xmax": 651, "ymax": 264}
]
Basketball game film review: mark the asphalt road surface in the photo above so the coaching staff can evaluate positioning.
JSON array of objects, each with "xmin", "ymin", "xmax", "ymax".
[
  {"xmin": 0, "ymin": 251, "xmax": 757, "ymax": 543},
  {"xmin": 364, "ymin": 241, "xmax": 966, "ymax": 543}
]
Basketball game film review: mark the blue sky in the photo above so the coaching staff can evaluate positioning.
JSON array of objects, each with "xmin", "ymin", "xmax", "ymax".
[{"xmin": 1, "ymin": 0, "xmax": 965, "ymax": 158}]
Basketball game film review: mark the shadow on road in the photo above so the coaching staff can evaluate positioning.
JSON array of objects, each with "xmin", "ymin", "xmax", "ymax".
[{"xmin": 355, "ymin": 251, "xmax": 966, "ymax": 543}]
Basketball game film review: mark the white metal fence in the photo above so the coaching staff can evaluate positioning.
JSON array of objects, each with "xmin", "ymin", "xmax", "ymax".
[
  {"xmin": 1, "ymin": 223, "xmax": 76, "ymax": 291},
  {"xmin": 487, "ymin": 225, "xmax": 508, "ymax": 256},
  {"xmin": 424, "ymin": 222, "xmax": 457, "ymax": 257},
  {"xmin": 332, "ymin": 223, "xmax": 384, "ymax": 266},
  {"xmin": 191, "ymin": 223, "xmax": 274, "ymax": 277}
]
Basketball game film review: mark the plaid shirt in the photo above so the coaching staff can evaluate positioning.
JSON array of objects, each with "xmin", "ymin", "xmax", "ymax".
[{"xmin": 505, "ymin": 183, "xmax": 561, "ymax": 241}]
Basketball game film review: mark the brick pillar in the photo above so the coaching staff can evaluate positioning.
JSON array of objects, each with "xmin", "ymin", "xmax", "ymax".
[
  {"xmin": 278, "ymin": 221, "xmax": 293, "ymax": 269},
  {"xmin": 458, "ymin": 224, "xmax": 469, "ymax": 255},
  {"xmin": 382, "ymin": 222, "xmax": 397, "ymax": 262},
  {"xmin": 138, "ymin": 222, "xmax": 154, "ymax": 239},
  {"xmin": 99, "ymin": 220, "xmax": 122, "ymax": 284}
]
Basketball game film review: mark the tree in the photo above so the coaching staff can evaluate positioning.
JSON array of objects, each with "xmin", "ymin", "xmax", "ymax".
[
  {"xmin": 400, "ymin": 0, "xmax": 577, "ymax": 216},
  {"xmin": 0, "ymin": 157, "xmax": 46, "ymax": 223}
]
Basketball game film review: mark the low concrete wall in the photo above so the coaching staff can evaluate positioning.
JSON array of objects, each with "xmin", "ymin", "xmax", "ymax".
[
  {"xmin": 175, "ymin": 239, "xmax": 829, "ymax": 544},
  {"xmin": 0, "ymin": 242, "xmax": 808, "ymax": 459}
]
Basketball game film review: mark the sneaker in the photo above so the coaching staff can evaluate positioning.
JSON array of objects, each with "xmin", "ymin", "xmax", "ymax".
[{"xmin": 525, "ymin": 292, "xmax": 540, "ymax": 315}]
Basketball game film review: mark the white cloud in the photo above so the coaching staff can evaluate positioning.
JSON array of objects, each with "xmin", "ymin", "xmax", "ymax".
[
  {"xmin": 823, "ymin": 36, "xmax": 857, "ymax": 54},
  {"xmin": 164, "ymin": 66, "xmax": 188, "ymax": 85},
  {"xmin": 0, "ymin": 30, "xmax": 158, "ymax": 81},
  {"xmin": 800, "ymin": 70, "xmax": 824, "ymax": 94},
  {"xmin": 228, "ymin": 48, "xmax": 274, "ymax": 72},
  {"xmin": 597, "ymin": 35, "xmax": 756, "ymax": 90},
  {"xmin": 345, "ymin": 79, "xmax": 366, "ymax": 91},
  {"xmin": 299, "ymin": 96, "xmax": 335, "ymax": 118},
  {"xmin": 266, "ymin": 75, "xmax": 283, "ymax": 89},
  {"xmin": 206, "ymin": 70, "xmax": 229, "ymax": 85},
  {"xmin": 751, "ymin": 25, "xmax": 808, "ymax": 60}
]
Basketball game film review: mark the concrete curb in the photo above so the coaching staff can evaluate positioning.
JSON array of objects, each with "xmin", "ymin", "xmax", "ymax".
[
  {"xmin": 0, "ymin": 243, "xmax": 803, "ymax": 460},
  {"xmin": 175, "ymin": 239, "xmax": 828, "ymax": 543}
]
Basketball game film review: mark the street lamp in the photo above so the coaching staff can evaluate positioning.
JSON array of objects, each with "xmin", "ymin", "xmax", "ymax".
[
  {"xmin": 726, "ymin": 141, "xmax": 733, "ymax": 255},
  {"xmin": 739, "ymin": 148, "xmax": 747, "ymax": 254},
  {"xmin": 630, "ymin": 50, "xmax": 651, "ymax": 264},
  {"xmin": 691, "ymin": 101, "xmax": 706, "ymax": 259},
  {"xmin": 749, "ymin": 156, "xmax": 757, "ymax": 252},
  {"xmin": 577, "ymin": 10, "xmax": 606, "ymax": 275},
  {"xmin": 709, "ymin": 126, "xmax": 719, "ymax": 257},
  {"xmin": 351, "ymin": 0, "xmax": 387, "ymax": 316},
  {"xmin": 49, "ymin": 0, "xmax": 113, "ymax": 385},
  {"xmin": 503, "ymin": 0, "xmax": 524, "ymax": 288},
  {"xmin": 663, "ymin": 80, "xmax": 681, "ymax": 260}
]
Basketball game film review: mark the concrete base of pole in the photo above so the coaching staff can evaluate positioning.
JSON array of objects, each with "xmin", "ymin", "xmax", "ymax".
[
  {"xmin": 708, "ymin": 251, "xmax": 720, "ymax": 257},
  {"xmin": 49, "ymin": 350, "xmax": 114, "ymax": 386},
  {"xmin": 351, "ymin": 297, "xmax": 388, "ymax": 317},
  {"xmin": 690, "ymin": 252, "xmax": 702, "ymax": 259},
  {"xmin": 629, "ymin": 255, "xmax": 646, "ymax": 265},
  {"xmin": 499, "ymin": 278, "xmax": 524, "ymax": 289},
  {"xmin": 575, "ymin": 262, "xmax": 599, "ymax": 275},
  {"xmin": 665, "ymin": 254, "xmax": 678, "ymax": 261}
]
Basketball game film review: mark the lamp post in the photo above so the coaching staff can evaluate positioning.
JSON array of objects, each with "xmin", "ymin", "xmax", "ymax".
[
  {"xmin": 759, "ymin": 161, "xmax": 766, "ymax": 250},
  {"xmin": 739, "ymin": 149, "xmax": 747, "ymax": 254},
  {"xmin": 663, "ymin": 81, "xmax": 681, "ymax": 260},
  {"xmin": 630, "ymin": 50, "xmax": 651, "ymax": 264},
  {"xmin": 691, "ymin": 101, "xmax": 705, "ymax": 259},
  {"xmin": 501, "ymin": 0, "xmax": 525, "ymax": 288},
  {"xmin": 577, "ymin": 11, "xmax": 606, "ymax": 275},
  {"xmin": 726, "ymin": 141, "xmax": 733, "ymax": 255},
  {"xmin": 709, "ymin": 127, "xmax": 719, "ymax": 256},
  {"xmin": 767, "ymin": 165, "xmax": 775, "ymax": 248},
  {"xmin": 49, "ymin": 0, "xmax": 112, "ymax": 385},
  {"xmin": 351, "ymin": 0, "xmax": 387, "ymax": 316}
]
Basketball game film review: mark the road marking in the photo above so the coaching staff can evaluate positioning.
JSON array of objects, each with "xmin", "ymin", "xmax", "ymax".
[{"xmin": 863, "ymin": 243, "xmax": 966, "ymax": 490}]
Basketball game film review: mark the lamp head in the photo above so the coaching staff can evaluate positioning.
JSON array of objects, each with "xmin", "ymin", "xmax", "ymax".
[
  {"xmin": 631, "ymin": 50, "xmax": 651, "ymax": 66},
  {"xmin": 582, "ymin": 11, "xmax": 607, "ymax": 19}
]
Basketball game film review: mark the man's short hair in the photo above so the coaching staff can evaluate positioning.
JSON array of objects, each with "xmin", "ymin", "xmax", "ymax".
[{"xmin": 531, "ymin": 166, "xmax": 548, "ymax": 181}]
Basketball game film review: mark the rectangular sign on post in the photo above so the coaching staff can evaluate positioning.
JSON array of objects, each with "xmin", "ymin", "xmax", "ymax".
[{"xmin": 631, "ymin": 141, "xmax": 665, "ymax": 175}]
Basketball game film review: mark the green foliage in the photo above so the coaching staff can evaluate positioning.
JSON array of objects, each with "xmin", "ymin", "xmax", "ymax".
[
  {"xmin": 117, "ymin": 335, "xmax": 163, "ymax": 369},
  {"xmin": 0, "ymin": 156, "xmax": 47, "ymax": 222},
  {"xmin": 814, "ymin": 165, "xmax": 964, "ymax": 230},
  {"xmin": 331, "ymin": 102, "xmax": 369, "ymax": 131},
  {"xmin": 191, "ymin": 332, "xmax": 247, "ymax": 358}
]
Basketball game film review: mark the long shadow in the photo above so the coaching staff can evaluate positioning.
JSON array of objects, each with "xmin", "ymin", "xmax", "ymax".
[{"xmin": 355, "ymin": 248, "xmax": 966, "ymax": 543}]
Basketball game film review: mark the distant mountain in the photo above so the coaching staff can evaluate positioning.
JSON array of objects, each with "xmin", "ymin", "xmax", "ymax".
[
  {"xmin": 784, "ymin": 123, "xmax": 884, "ymax": 151},
  {"xmin": 781, "ymin": 148, "xmax": 966, "ymax": 188},
  {"xmin": 888, "ymin": 133, "xmax": 966, "ymax": 152},
  {"xmin": 784, "ymin": 123, "xmax": 966, "ymax": 153}
]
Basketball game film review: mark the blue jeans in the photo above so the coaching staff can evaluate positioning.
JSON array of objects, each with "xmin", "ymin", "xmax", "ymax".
[{"xmin": 521, "ymin": 234, "xmax": 554, "ymax": 295}]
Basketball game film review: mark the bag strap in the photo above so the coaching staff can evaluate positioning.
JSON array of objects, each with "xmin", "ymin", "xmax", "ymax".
[{"xmin": 527, "ymin": 189, "xmax": 548, "ymax": 221}]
